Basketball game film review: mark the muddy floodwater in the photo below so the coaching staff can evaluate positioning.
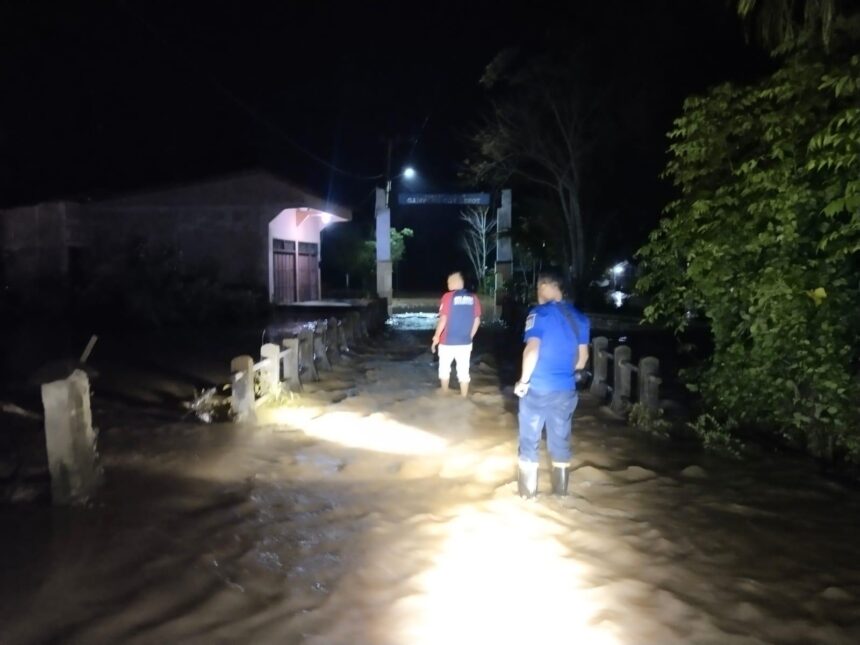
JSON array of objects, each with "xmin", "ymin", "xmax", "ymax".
[{"xmin": 1, "ymin": 320, "xmax": 859, "ymax": 644}]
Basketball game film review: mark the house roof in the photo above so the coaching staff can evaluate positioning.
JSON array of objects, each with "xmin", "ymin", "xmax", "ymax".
[
  {"xmin": 82, "ymin": 169, "xmax": 351, "ymax": 221},
  {"xmin": 0, "ymin": 169, "xmax": 352, "ymax": 221}
]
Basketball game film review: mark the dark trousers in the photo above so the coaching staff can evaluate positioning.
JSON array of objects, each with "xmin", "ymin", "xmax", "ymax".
[{"xmin": 517, "ymin": 388, "xmax": 578, "ymax": 464}]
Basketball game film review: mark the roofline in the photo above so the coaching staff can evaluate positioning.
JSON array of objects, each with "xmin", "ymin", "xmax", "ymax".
[{"xmin": 1, "ymin": 168, "xmax": 352, "ymax": 219}]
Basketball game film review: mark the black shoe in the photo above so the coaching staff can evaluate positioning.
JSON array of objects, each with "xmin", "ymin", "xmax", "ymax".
[
  {"xmin": 517, "ymin": 462, "xmax": 538, "ymax": 499},
  {"xmin": 551, "ymin": 465, "xmax": 569, "ymax": 496}
]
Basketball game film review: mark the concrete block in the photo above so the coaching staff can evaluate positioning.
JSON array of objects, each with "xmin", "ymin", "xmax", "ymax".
[
  {"xmin": 611, "ymin": 345, "xmax": 633, "ymax": 415},
  {"xmin": 260, "ymin": 343, "xmax": 281, "ymax": 397},
  {"xmin": 313, "ymin": 322, "xmax": 332, "ymax": 371},
  {"xmin": 590, "ymin": 336, "xmax": 610, "ymax": 398},
  {"xmin": 230, "ymin": 355, "xmax": 256, "ymax": 423},
  {"xmin": 40, "ymin": 369, "xmax": 102, "ymax": 504},
  {"xmin": 281, "ymin": 338, "xmax": 302, "ymax": 392}
]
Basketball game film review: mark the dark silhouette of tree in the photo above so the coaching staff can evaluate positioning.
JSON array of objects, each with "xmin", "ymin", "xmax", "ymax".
[
  {"xmin": 737, "ymin": 0, "xmax": 844, "ymax": 53},
  {"xmin": 466, "ymin": 50, "xmax": 609, "ymax": 291}
]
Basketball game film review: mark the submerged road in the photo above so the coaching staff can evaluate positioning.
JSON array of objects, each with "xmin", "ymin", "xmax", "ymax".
[{"xmin": 1, "ymin": 323, "xmax": 859, "ymax": 644}]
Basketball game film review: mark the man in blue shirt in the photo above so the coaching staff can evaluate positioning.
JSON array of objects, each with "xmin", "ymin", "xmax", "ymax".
[{"xmin": 513, "ymin": 270, "xmax": 590, "ymax": 498}]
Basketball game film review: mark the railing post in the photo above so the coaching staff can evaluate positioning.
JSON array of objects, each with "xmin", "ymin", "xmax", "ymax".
[
  {"xmin": 342, "ymin": 314, "xmax": 355, "ymax": 348},
  {"xmin": 352, "ymin": 311, "xmax": 365, "ymax": 341},
  {"xmin": 260, "ymin": 343, "xmax": 281, "ymax": 397},
  {"xmin": 40, "ymin": 369, "xmax": 103, "ymax": 504},
  {"xmin": 590, "ymin": 336, "xmax": 610, "ymax": 398},
  {"xmin": 298, "ymin": 328, "xmax": 319, "ymax": 381},
  {"xmin": 327, "ymin": 317, "xmax": 341, "ymax": 363},
  {"xmin": 337, "ymin": 316, "xmax": 346, "ymax": 349},
  {"xmin": 357, "ymin": 309, "xmax": 370, "ymax": 339},
  {"xmin": 611, "ymin": 345, "xmax": 633, "ymax": 415},
  {"xmin": 639, "ymin": 356, "xmax": 661, "ymax": 414},
  {"xmin": 230, "ymin": 355, "xmax": 256, "ymax": 423},
  {"xmin": 281, "ymin": 338, "xmax": 302, "ymax": 392},
  {"xmin": 313, "ymin": 320, "xmax": 332, "ymax": 371}
]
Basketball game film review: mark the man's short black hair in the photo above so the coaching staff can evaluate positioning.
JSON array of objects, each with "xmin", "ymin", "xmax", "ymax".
[{"xmin": 537, "ymin": 269, "xmax": 565, "ymax": 290}]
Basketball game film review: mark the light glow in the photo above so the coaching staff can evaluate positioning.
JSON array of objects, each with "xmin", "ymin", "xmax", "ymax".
[
  {"xmin": 610, "ymin": 290, "xmax": 628, "ymax": 308},
  {"xmin": 611, "ymin": 263, "xmax": 625, "ymax": 276},
  {"xmin": 389, "ymin": 500, "xmax": 619, "ymax": 644},
  {"xmin": 403, "ymin": 166, "xmax": 417, "ymax": 180},
  {"xmin": 321, "ymin": 212, "xmax": 333, "ymax": 225},
  {"xmin": 260, "ymin": 407, "xmax": 448, "ymax": 456}
]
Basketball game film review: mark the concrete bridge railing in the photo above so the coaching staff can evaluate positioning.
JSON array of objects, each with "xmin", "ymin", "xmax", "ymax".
[
  {"xmin": 230, "ymin": 301, "xmax": 385, "ymax": 423},
  {"xmin": 589, "ymin": 336, "xmax": 662, "ymax": 416}
]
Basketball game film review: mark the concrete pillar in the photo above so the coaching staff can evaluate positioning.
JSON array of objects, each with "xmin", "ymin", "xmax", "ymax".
[
  {"xmin": 494, "ymin": 189, "xmax": 512, "ymax": 321},
  {"xmin": 281, "ymin": 337, "xmax": 302, "ymax": 392},
  {"xmin": 40, "ymin": 369, "xmax": 102, "ymax": 505},
  {"xmin": 342, "ymin": 315, "xmax": 355, "ymax": 348},
  {"xmin": 313, "ymin": 321, "xmax": 332, "ymax": 371},
  {"xmin": 350, "ymin": 311, "xmax": 365, "ymax": 341},
  {"xmin": 327, "ymin": 317, "xmax": 341, "ymax": 363},
  {"xmin": 260, "ymin": 343, "xmax": 281, "ymax": 397},
  {"xmin": 375, "ymin": 188, "xmax": 393, "ymax": 306},
  {"xmin": 638, "ymin": 356, "xmax": 661, "ymax": 414},
  {"xmin": 589, "ymin": 336, "xmax": 610, "ymax": 398},
  {"xmin": 335, "ymin": 316, "xmax": 348, "ymax": 352},
  {"xmin": 376, "ymin": 298, "xmax": 389, "ymax": 329},
  {"xmin": 230, "ymin": 355, "xmax": 256, "ymax": 423},
  {"xmin": 298, "ymin": 328, "xmax": 319, "ymax": 381},
  {"xmin": 611, "ymin": 345, "xmax": 633, "ymax": 415}
]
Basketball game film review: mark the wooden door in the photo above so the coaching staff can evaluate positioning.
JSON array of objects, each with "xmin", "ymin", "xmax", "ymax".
[
  {"xmin": 272, "ymin": 239, "xmax": 296, "ymax": 304},
  {"xmin": 297, "ymin": 242, "xmax": 319, "ymax": 302}
]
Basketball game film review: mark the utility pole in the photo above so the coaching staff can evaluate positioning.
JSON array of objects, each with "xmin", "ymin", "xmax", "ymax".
[
  {"xmin": 377, "ymin": 133, "xmax": 416, "ymax": 307},
  {"xmin": 380, "ymin": 134, "xmax": 412, "ymax": 207},
  {"xmin": 385, "ymin": 137, "xmax": 393, "ymax": 206}
]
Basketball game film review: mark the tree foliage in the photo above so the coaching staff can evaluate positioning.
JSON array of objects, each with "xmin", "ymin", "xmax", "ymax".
[
  {"xmin": 365, "ymin": 227, "xmax": 413, "ymax": 265},
  {"xmin": 324, "ymin": 225, "xmax": 414, "ymax": 292},
  {"xmin": 636, "ymin": 45, "xmax": 860, "ymax": 460}
]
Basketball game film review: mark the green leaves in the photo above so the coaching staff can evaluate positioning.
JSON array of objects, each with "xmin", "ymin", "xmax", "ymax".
[
  {"xmin": 636, "ymin": 47, "xmax": 860, "ymax": 462},
  {"xmin": 805, "ymin": 286, "xmax": 828, "ymax": 305}
]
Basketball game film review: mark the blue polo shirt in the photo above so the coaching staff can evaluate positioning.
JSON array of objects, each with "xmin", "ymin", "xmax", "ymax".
[
  {"xmin": 523, "ymin": 301, "xmax": 590, "ymax": 392},
  {"xmin": 439, "ymin": 289, "xmax": 481, "ymax": 346}
]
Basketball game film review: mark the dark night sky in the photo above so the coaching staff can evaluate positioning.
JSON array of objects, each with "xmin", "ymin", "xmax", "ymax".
[{"xmin": 0, "ymin": 1, "xmax": 768, "ymax": 291}]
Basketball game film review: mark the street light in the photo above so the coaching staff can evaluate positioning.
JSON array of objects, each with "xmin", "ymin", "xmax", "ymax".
[{"xmin": 385, "ymin": 167, "xmax": 418, "ymax": 206}]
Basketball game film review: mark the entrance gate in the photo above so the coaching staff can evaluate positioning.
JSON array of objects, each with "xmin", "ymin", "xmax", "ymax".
[{"xmin": 374, "ymin": 188, "xmax": 512, "ymax": 318}]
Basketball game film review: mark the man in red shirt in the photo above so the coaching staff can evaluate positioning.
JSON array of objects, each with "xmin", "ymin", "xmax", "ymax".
[{"xmin": 431, "ymin": 271, "xmax": 482, "ymax": 397}]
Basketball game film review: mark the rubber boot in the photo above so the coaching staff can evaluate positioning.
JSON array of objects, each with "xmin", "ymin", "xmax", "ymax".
[
  {"xmin": 551, "ymin": 464, "xmax": 569, "ymax": 496},
  {"xmin": 517, "ymin": 461, "xmax": 538, "ymax": 499}
]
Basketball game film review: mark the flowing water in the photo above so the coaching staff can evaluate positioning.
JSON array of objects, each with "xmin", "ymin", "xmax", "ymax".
[{"xmin": 1, "ymin": 320, "xmax": 859, "ymax": 644}]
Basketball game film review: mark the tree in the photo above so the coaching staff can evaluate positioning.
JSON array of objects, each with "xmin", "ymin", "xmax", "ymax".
[
  {"xmin": 737, "ymin": 0, "xmax": 839, "ymax": 53},
  {"xmin": 636, "ymin": 35, "xmax": 860, "ymax": 460},
  {"xmin": 360, "ymin": 227, "xmax": 414, "ymax": 289},
  {"xmin": 324, "ymin": 224, "xmax": 414, "ymax": 293},
  {"xmin": 363, "ymin": 226, "xmax": 413, "ymax": 266},
  {"xmin": 466, "ymin": 51, "xmax": 606, "ymax": 291},
  {"xmin": 459, "ymin": 206, "xmax": 496, "ymax": 292}
]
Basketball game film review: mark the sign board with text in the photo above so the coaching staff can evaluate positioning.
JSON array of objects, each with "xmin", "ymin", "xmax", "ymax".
[{"xmin": 397, "ymin": 193, "xmax": 491, "ymax": 206}]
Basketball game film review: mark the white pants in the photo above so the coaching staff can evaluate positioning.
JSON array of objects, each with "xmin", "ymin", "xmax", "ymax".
[{"xmin": 438, "ymin": 343, "xmax": 472, "ymax": 383}]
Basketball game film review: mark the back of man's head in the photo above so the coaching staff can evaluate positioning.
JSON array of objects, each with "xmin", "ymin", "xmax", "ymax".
[
  {"xmin": 537, "ymin": 269, "xmax": 566, "ymax": 292},
  {"xmin": 447, "ymin": 271, "xmax": 465, "ymax": 291}
]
